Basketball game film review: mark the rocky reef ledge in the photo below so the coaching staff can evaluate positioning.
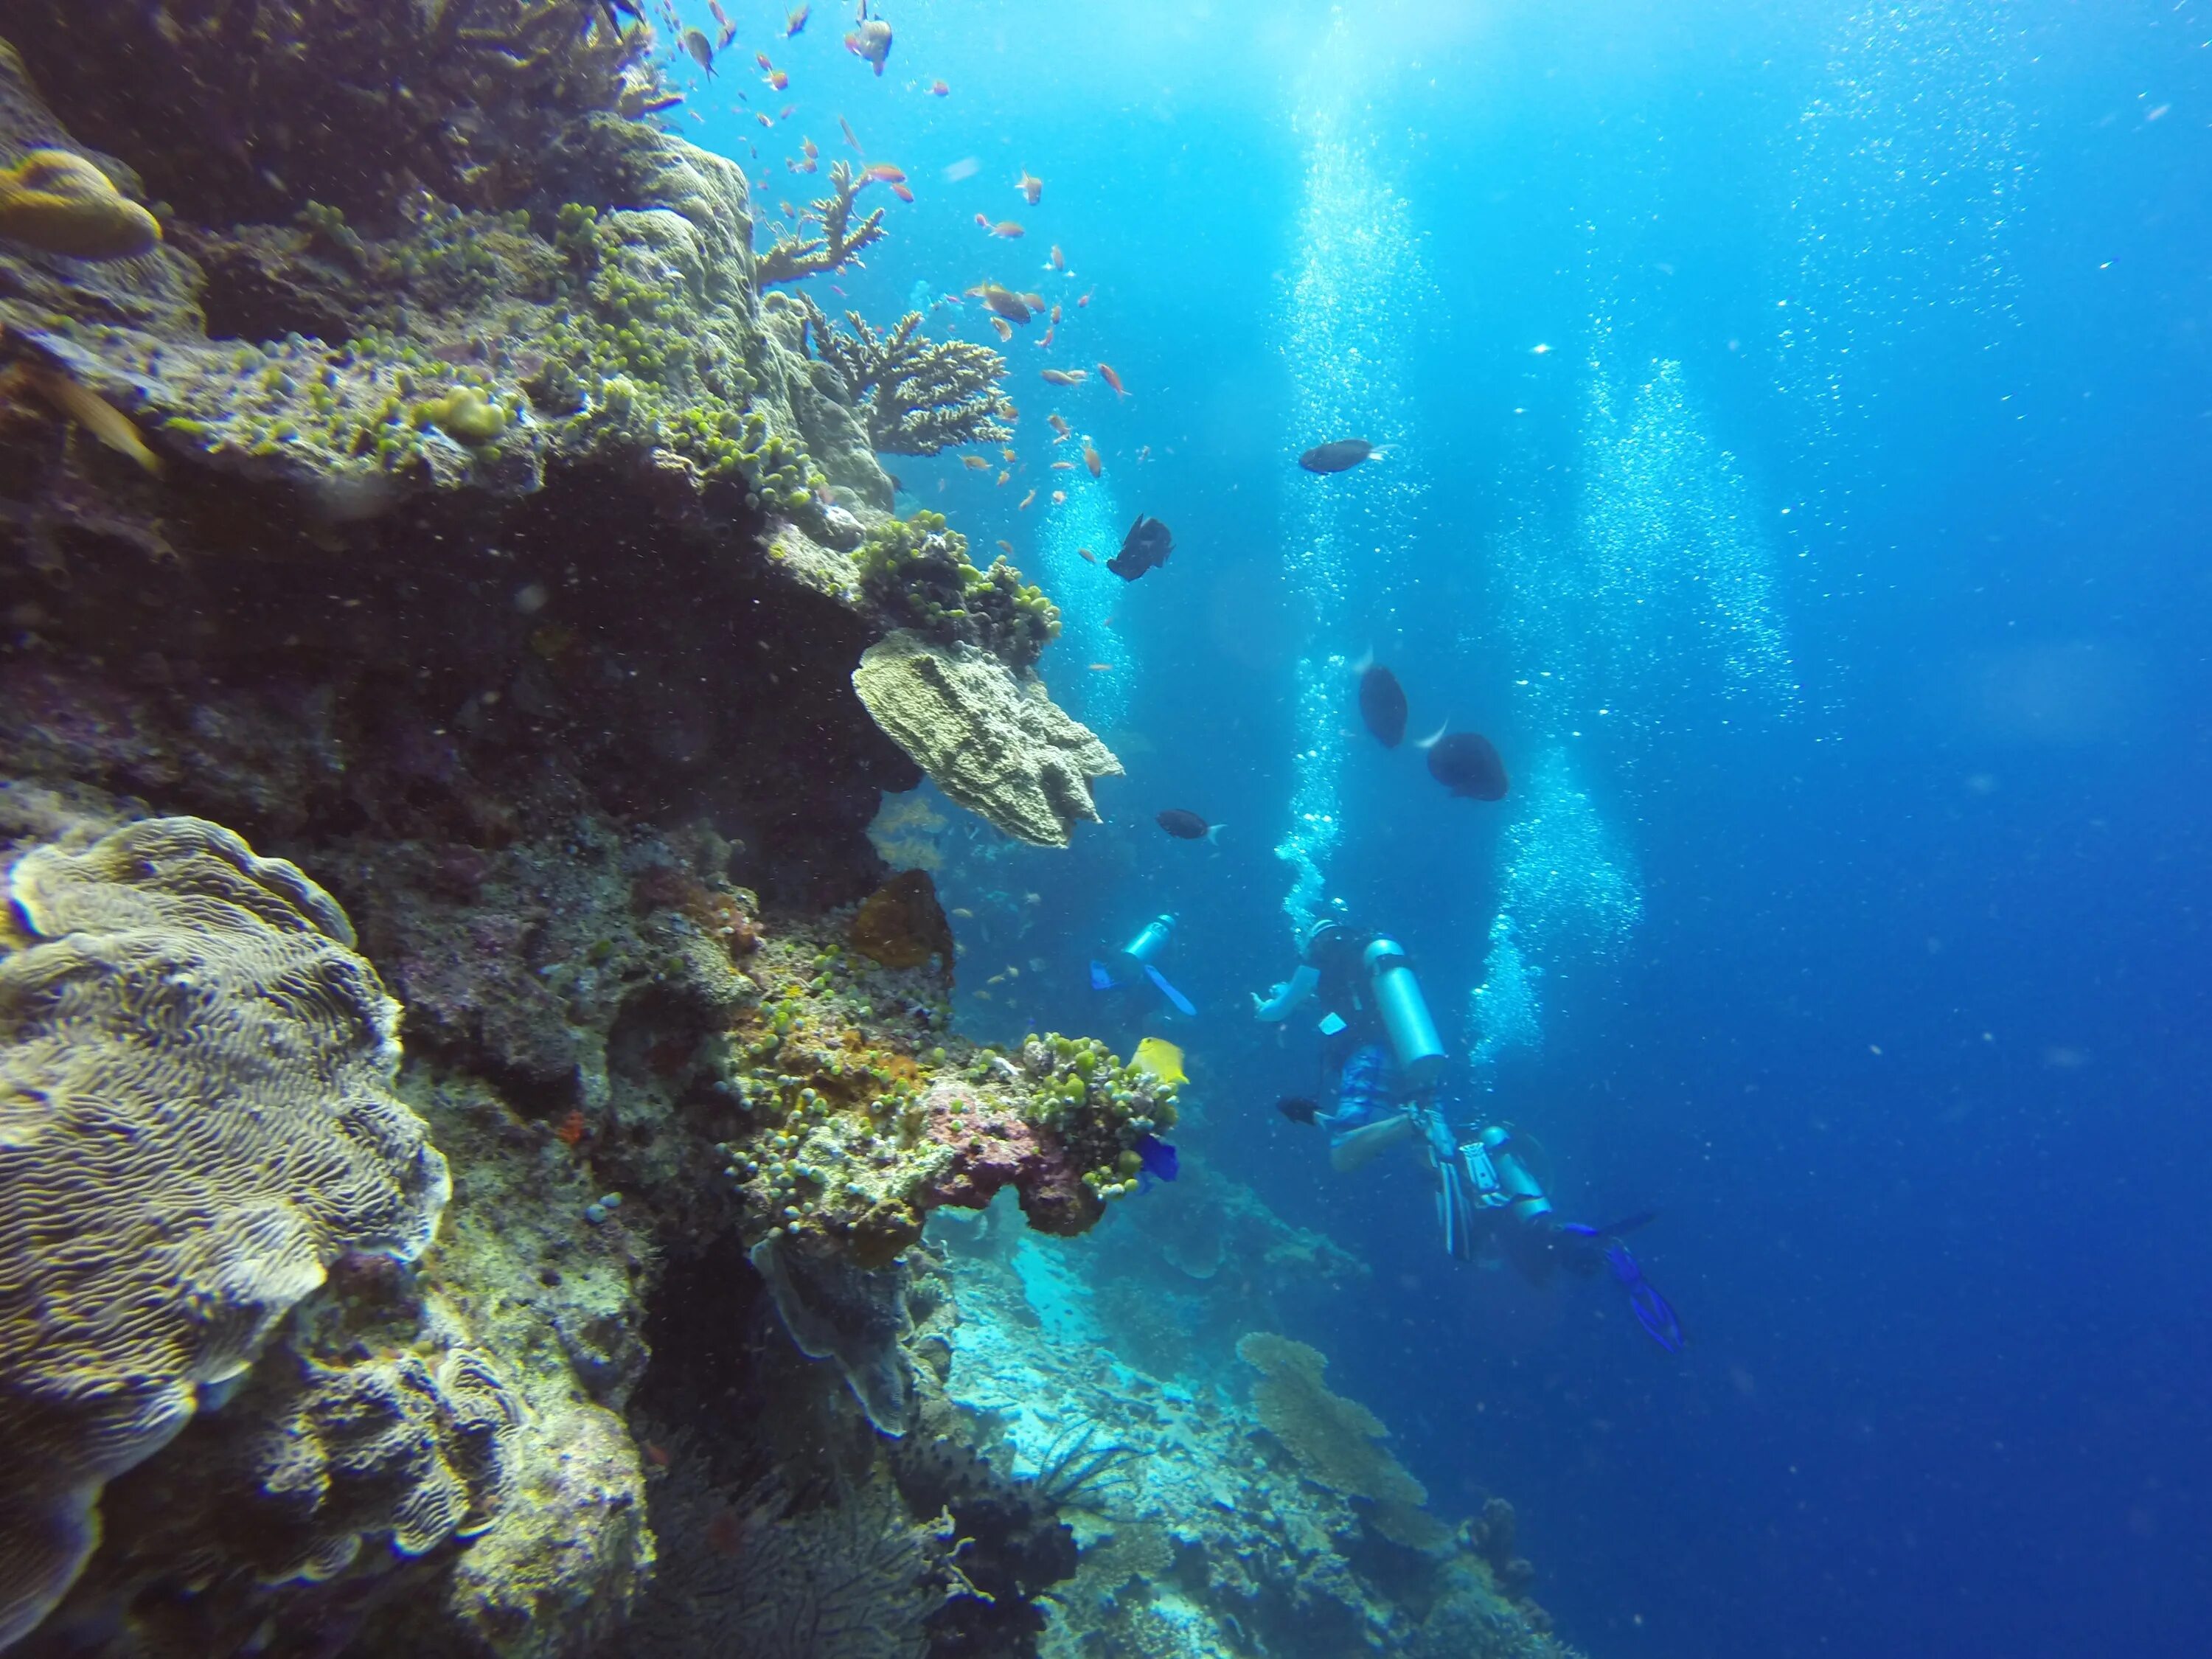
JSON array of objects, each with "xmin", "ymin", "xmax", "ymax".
[{"xmin": 0, "ymin": 8, "xmax": 1574, "ymax": 1658}]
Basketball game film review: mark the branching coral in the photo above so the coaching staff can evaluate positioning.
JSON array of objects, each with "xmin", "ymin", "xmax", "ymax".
[
  {"xmin": 802, "ymin": 299, "xmax": 1015, "ymax": 456},
  {"xmin": 1236, "ymin": 1332, "xmax": 1427, "ymax": 1509},
  {"xmin": 758, "ymin": 161, "xmax": 887, "ymax": 288},
  {"xmin": 853, "ymin": 512, "xmax": 1060, "ymax": 669}
]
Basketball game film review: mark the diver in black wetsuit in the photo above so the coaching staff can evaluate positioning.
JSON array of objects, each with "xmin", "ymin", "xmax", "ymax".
[{"xmin": 1253, "ymin": 913, "xmax": 1683, "ymax": 1352}]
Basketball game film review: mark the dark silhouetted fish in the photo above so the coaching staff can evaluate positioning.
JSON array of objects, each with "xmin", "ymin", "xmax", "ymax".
[
  {"xmin": 1358, "ymin": 661, "xmax": 1407, "ymax": 748},
  {"xmin": 1155, "ymin": 809, "xmax": 1221, "ymax": 844},
  {"xmin": 1276, "ymin": 1096, "xmax": 1321, "ymax": 1126},
  {"xmin": 1108, "ymin": 514, "xmax": 1173, "ymax": 580},
  {"xmin": 1298, "ymin": 438, "xmax": 1380, "ymax": 473},
  {"xmin": 1426, "ymin": 731, "xmax": 1509, "ymax": 801}
]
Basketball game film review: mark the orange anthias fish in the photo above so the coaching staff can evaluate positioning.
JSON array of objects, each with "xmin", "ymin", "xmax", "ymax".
[
  {"xmin": 979, "ymin": 218, "xmax": 1025, "ymax": 239},
  {"xmin": 767, "ymin": 69, "xmax": 790, "ymax": 91},
  {"xmin": 997, "ymin": 470, "xmax": 1010, "ymax": 485},
  {"xmin": 990, "ymin": 316, "xmax": 1013, "ymax": 342},
  {"xmin": 1037, "ymin": 325, "xmax": 1055, "ymax": 349},
  {"xmin": 1018, "ymin": 488, "xmax": 1037, "ymax": 510},
  {"xmin": 1050, "ymin": 244, "xmax": 1065, "ymax": 271},
  {"xmin": 1020, "ymin": 291, "xmax": 1046, "ymax": 310},
  {"xmin": 996, "ymin": 539, "xmax": 1015, "ymax": 554},
  {"xmin": 1099, "ymin": 363, "xmax": 1126, "ymax": 397},
  {"xmin": 1016, "ymin": 170, "xmax": 1043, "ymax": 206},
  {"xmin": 1077, "ymin": 546, "xmax": 1098, "ymax": 564},
  {"xmin": 930, "ymin": 80, "xmax": 951, "ymax": 97},
  {"xmin": 862, "ymin": 162, "xmax": 907, "ymax": 184},
  {"xmin": 754, "ymin": 111, "xmax": 774, "ymax": 128},
  {"xmin": 961, "ymin": 455, "xmax": 991, "ymax": 471},
  {"xmin": 1049, "ymin": 302, "xmax": 1062, "ymax": 324},
  {"xmin": 1083, "ymin": 441, "xmax": 1102, "ymax": 478},
  {"xmin": 801, "ymin": 136, "xmax": 819, "ymax": 170},
  {"xmin": 1051, "ymin": 460, "xmax": 1074, "ymax": 470},
  {"xmin": 889, "ymin": 181, "xmax": 914, "ymax": 201},
  {"xmin": 1051, "ymin": 490, "xmax": 1067, "ymax": 504},
  {"xmin": 787, "ymin": 4, "xmax": 811, "ymax": 36},
  {"xmin": 1048, "ymin": 413, "xmax": 1071, "ymax": 439},
  {"xmin": 709, "ymin": 1, "xmax": 739, "ymax": 49},
  {"xmin": 840, "ymin": 114, "xmax": 864, "ymax": 153},
  {"xmin": 1077, "ymin": 287, "xmax": 1095, "ymax": 308},
  {"xmin": 1001, "ymin": 446, "xmax": 1019, "ymax": 462},
  {"xmin": 757, "ymin": 52, "xmax": 774, "ymax": 71},
  {"xmin": 1040, "ymin": 368, "xmax": 1087, "ymax": 386}
]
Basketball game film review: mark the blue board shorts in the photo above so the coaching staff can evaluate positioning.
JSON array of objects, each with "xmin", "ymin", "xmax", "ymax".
[{"xmin": 1322, "ymin": 1044, "xmax": 1395, "ymax": 1147}]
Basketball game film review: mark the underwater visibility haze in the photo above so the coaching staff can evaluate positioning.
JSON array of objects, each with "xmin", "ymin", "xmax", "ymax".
[{"xmin": 0, "ymin": 2, "xmax": 2208, "ymax": 1658}]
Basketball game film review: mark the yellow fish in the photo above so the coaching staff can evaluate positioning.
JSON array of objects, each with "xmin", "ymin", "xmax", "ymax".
[
  {"xmin": 22, "ymin": 364, "xmax": 161, "ymax": 475},
  {"xmin": 1131, "ymin": 1037, "xmax": 1185, "ymax": 1088}
]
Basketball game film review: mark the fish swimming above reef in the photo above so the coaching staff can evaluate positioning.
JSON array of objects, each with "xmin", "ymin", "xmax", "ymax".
[
  {"xmin": 1016, "ymin": 169, "xmax": 1043, "ymax": 206},
  {"xmin": 680, "ymin": 27, "xmax": 717, "ymax": 76},
  {"xmin": 1040, "ymin": 367, "xmax": 1085, "ymax": 386},
  {"xmin": 971, "ymin": 283, "xmax": 1032, "ymax": 323},
  {"xmin": 1299, "ymin": 437, "xmax": 1382, "ymax": 473},
  {"xmin": 708, "ymin": 1, "xmax": 739, "ymax": 46},
  {"xmin": 1107, "ymin": 514, "xmax": 1173, "ymax": 581},
  {"xmin": 846, "ymin": 1, "xmax": 894, "ymax": 74},
  {"xmin": 1425, "ymin": 731, "xmax": 1509, "ymax": 801},
  {"xmin": 1155, "ymin": 810, "xmax": 1222, "ymax": 844},
  {"xmin": 1357, "ymin": 660, "xmax": 1408, "ymax": 748},
  {"xmin": 1132, "ymin": 1037, "xmax": 1186, "ymax": 1088},
  {"xmin": 787, "ymin": 2, "xmax": 813, "ymax": 36}
]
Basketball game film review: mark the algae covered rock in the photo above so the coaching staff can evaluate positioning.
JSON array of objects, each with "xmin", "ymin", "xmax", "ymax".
[
  {"xmin": 0, "ymin": 816, "xmax": 451, "ymax": 1649},
  {"xmin": 852, "ymin": 632, "xmax": 1121, "ymax": 847}
]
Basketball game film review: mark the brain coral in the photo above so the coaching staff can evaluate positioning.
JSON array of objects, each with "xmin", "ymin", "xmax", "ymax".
[
  {"xmin": 0, "ymin": 816, "xmax": 451, "ymax": 1651},
  {"xmin": 1236, "ymin": 1332, "xmax": 1427, "ymax": 1509}
]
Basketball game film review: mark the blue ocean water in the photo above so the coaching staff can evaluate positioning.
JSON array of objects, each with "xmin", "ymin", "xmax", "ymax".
[{"xmin": 686, "ymin": 3, "xmax": 2211, "ymax": 1653}]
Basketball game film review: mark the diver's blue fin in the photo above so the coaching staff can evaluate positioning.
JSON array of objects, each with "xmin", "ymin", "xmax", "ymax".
[
  {"xmin": 1144, "ymin": 964, "xmax": 1195, "ymax": 1017},
  {"xmin": 1089, "ymin": 959, "xmax": 1116, "ymax": 992}
]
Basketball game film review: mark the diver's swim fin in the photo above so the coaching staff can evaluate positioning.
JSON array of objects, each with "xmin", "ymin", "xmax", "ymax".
[{"xmin": 1144, "ymin": 964, "xmax": 1195, "ymax": 1017}]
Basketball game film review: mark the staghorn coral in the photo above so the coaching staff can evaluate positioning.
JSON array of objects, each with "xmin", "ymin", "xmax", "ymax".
[
  {"xmin": 1236, "ymin": 1332, "xmax": 1427, "ymax": 1509},
  {"xmin": 853, "ymin": 630, "xmax": 1121, "ymax": 847},
  {"xmin": 0, "ymin": 816, "xmax": 451, "ymax": 1651},
  {"xmin": 757, "ymin": 161, "xmax": 888, "ymax": 288},
  {"xmin": 802, "ymin": 299, "xmax": 1016, "ymax": 456}
]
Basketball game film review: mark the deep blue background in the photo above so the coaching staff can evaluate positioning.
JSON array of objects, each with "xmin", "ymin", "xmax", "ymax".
[{"xmin": 677, "ymin": 3, "xmax": 2212, "ymax": 1653}]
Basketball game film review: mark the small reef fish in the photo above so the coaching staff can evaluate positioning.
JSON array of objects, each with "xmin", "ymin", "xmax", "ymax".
[
  {"xmin": 1131, "ymin": 1037, "xmax": 1186, "ymax": 1088},
  {"xmin": 951, "ymin": 906, "xmax": 975, "ymax": 919},
  {"xmin": 1156, "ymin": 809, "xmax": 1221, "ymax": 844},
  {"xmin": 1107, "ymin": 514, "xmax": 1172, "ymax": 582},
  {"xmin": 845, "ymin": 1, "xmax": 893, "ymax": 74},
  {"xmin": 754, "ymin": 111, "xmax": 774, "ymax": 128},
  {"xmin": 1083, "ymin": 441, "xmax": 1102, "ymax": 478},
  {"xmin": 996, "ymin": 539, "xmax": 1015, "ymax": 554},
  {"xmin": 766, "ymin": 69, "xmax": 790, "ymax": 91},
  {"xmin": 787, "ymin": 3, "xmax": 812, "ymax": 36},
  {"xmin": 1048, "ymin": 413, "xmax": 1071, "ymax": 439},
  {"xmin": 757, "ymin": 52, "xmax": 774, "ymax": 71},
  {"xmin": 1001, "ymin": 446, "xmax": 1018, "ymax": 462},
  {"xmin": 990, "ymin": 316, "xmax": 1014, "ymax": 342},
  {"xmin": 1077, "ymin": 287, "xmax": 1094, "ymax": 307},
  {"xmin": 1426, "ymin": 731, "xmax": 1509, "ymax": 801},
  {"xmin": 639, "ymin": 91, "xmax": 685, "ymax": 114},
  {"xmin": 1040, "ymin": 368, "xmax": 1085, "ymax": 386},
  {"xmin": 1020, "ymin": 290, "xmax": 1046, "ymax": 310},
  {"xmin": 1299, "ymin": 437, "xmax": 1381, "ymax": 473},
  {"xmin": 1077, "ymin": 546, "xmax": 1097, "ymax": 564},
  {"xmin": 840, "ymin": 114, "xmax": 864, "ymax": 152},
  {"xmin": 862, "ymin": 162, "xmax": 907, "ymax": 184},
  {"xmin": 1088, "ymin": 662, "xmax": 1112, "ymax": 670},
  {"xmin": 888, "ymin": 181, "xmax": 914, "ymax": 201},
  {"xmin": 681, "ymin": 27, "xmax": 717, "ymax": 75},
  {"xmin": 996, "ymin": 470, "xmax": 1010, "ymax": 485},
  {"xmin": 1050, "ymin": 244, "xmax": 1065, "ymax": 271},
  {"xmin": 961, "ymin": 455, "xmax": 991, "ymax": 470},
  {"xmin": 21, "ymin": 364, "xmax": 161, "ymax": 475},
  {"xmin": 800, "ymin": 136, "xmax": 819, "ymax": 170},
  {"xmin": 976, "ymin": 216, "xmax": 1025, "ymax": 239},
  {"xmin": 1016, "ymin": 170, "xmax": 1043, "ymax": 206},
  {"xmin": 1051, "ymin": 490, "xmax": 1066, "ymax": 504},
  {"xmin": 931, "ymin": 80, "xmax": 951, "ymax": 97},
  {"xmin": 1018, "ymin": 488, "xmax": 1036, "ymax": 509},
  {"xmin": 1099, "ymin": 363, "xmax": 1126, "ymax": 397},
  {"xmin": 709, "ymin": 0, "xmax": 738, "ymax": 46},
  {"xmin": 1049, "ymin": 302, "xmax": 1062, "ymax": 324},
  {"xmin": 972, "ymin": 284, "xmax": 1032, "ymax": 324},
  {"xmin": 1136, "ymin": 443, "xmax": 1151, "ymax": 462},
  {"xmin": 1133, "ymin": 1133, "xmax": 1179, "ymax": 1191},
  {"xmin": 1050, "ymin": 460, "xmax": 1074, "ymax": 471},
  {"xmin": 1036, "ymin": 326, "xmax": 1055, "ymax": 349},
  {"xmin": 782, "ymin": 103, "xmax": 798, "ymax": 119}
]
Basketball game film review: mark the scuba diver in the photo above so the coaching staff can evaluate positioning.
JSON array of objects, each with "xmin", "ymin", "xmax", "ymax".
[
  {"xmin": 1256, "ymin": 911, "xmax": 1683, "ymax": 1354},
  {"xmin": 1091, "ymin": 910, "xmax": 1197, "ymax": 1017}
]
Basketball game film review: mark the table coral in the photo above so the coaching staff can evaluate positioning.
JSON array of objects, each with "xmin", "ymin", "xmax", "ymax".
[
  {"xmin": 0, "ymin": 816, "xmax": 451, "ymax": 1650},
  {"xmin": 1236, "ymin": 1331, "xmax": 1427, "ymax": 1509},
  {"xmin": 801, "ymin": 299, "xmax": 1017, "ymax": 456}
]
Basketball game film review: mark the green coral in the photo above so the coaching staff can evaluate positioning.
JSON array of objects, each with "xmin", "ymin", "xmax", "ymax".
[
  {"xmin": 855, "ymin": 511, "xmax": 1061, "ymax": 669},
  {"xmin": 414, "ymin": 385, "xmax": 509, "ymax": 445}
]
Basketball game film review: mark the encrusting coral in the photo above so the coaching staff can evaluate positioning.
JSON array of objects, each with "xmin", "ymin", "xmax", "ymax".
[
  {"xmin": 757, "ymin": 160, "xmax": 888, "ymax": 288},
  {"xmin": 802, "ymin": 298, "xmax": 1017, "ymax": 456},
  {"xmin": 853, "ymin": 630, "xmax": 1123, "ymax": 848},
  {"xmin": 0, "ymin": 146, "xmax": 158, "ymax": 259},
  {"xmin": 0, "ymin": 817, "xmax": 451, "ymax": 1650}
]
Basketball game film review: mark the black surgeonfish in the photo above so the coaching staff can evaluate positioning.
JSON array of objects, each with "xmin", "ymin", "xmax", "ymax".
[
  {"xmin": 1359, "ymin": 662, "xmax": 1408, "ymax": 748},
  {"xmin": 1298, "ymin": 438, "xmax": 1377, "ymax": 473},
  {"xmin": 1427, "ymin": 732, "xmax": 1509, "ymax": 801},
  {"xmin": 1108, "ymin": 514, "xmax": 1173, "ymax": 580},
  {"xmin": 1155, "ymin": 809, "xmax": 1220, "ymax": 843}
]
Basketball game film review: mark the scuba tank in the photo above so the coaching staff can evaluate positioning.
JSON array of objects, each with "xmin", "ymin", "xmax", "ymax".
[
  {"xmin": 1362, "ymin": 937, "xmax": 1447, "ymax": 1089},
  {"xmin": 1090, "ymin": 914, "xmax": 1195, "ymax": 1016},
  {"xmin": 1118, "ymin": 914, "xmax": 1175, "ymax": 974},
  {"xmin": 1479, "ymin": 1123, "xmax": 1554, "ymax": 1225}
]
